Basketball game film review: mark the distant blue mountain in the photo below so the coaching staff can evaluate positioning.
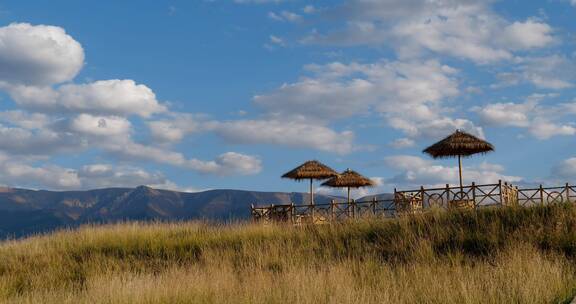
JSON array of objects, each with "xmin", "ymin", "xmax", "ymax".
[{"xmin": 0, "ymin": 186, "xmax": 352, "ymax": 238}]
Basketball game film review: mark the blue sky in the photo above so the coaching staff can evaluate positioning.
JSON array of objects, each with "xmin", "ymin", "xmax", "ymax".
[{"xmin": 0, "ymin": 0, "xmax": 574, "ymax": 196}]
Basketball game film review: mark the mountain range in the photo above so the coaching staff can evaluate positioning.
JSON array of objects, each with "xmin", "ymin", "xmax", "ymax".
[{"xmin": 0, "ymin": 186, "xmax": 383, "ymax": 238}]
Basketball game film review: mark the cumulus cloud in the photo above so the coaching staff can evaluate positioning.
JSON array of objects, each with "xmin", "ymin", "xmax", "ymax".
[
  {"xmin": 77, "ymin": 164, "xmax": 175, "ymax": 190},
  {"xmin": 207, "ymin": 119, "xmax": 355, "ymax": 154},
  {"xmin": 8, "ymin": 79, "xmax": 166, "ymax": 117},
  {"xmin": 0, "ymin": 153, "xmax": 81, "ymax": 189},
  {"xmin": 553, "ymin": 158, "xmax": 576, "ymax": 181},
  {"xmin": 68, "ymin": 114, "xmax": 132, "ymax": 138},
  {"xmin": 0, "ymin": 156, "xmax": 185, "ymax": 190},
  {"xmin": 0, "ymin": 23, "xmax": 84, "ymax": 86},
  {"xmin": 255, "ymin": 60, "xmax": 459, "ymax": 122},
  {"xmin": 473, "ymin": 94, "xmax": 576, "ymax": 139},
  {"xmin": 302, "ymin": 0, "xmax": 555, "ymax": 64},
  {"xmin": 503, "ymin": 55, "xmax": 575, "ymax": 89},
  {"xmin": 385, "ymin": 155, "xmax": 522, "ymax": 188},
  {"xmin": 105, "ymin": 140, "xmax": 262, "ymax": 176}
]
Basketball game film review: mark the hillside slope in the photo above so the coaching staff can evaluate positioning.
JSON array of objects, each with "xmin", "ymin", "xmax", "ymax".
[{"xmin": 1, "ymin": 204, "xmax": 576, "ymax": 303}]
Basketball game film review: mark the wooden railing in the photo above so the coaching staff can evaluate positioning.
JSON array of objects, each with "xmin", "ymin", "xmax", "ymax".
[
  {"xmin": 251, "ymin": 197, "xmax": 395, "ymax": 225},
  {"xmin": 250, "ymin": 181, "xmax": 576, "ymax": 224}
]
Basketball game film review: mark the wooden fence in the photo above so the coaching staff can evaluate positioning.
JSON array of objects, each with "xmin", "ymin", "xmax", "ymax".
[{"xmin": 250, "ymin": 181, "xmax": 576, "ymax": 224}]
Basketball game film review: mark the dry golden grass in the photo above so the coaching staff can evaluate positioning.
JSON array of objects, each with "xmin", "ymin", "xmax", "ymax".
[{"xmin": 0, "ymin": 204, "xmax": 576, "ymax": 303}]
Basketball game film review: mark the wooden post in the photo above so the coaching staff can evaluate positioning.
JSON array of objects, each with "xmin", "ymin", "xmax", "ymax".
[
  {"xmin": 372, "ymin": 196, "xmax": 377, "ymax": 216},
  {"xmin": 420, "ymin": 186, "xmax": 425, "ymax": 209},
  {"xmin": 290, "ymin": 203, "xmax": 295, "ymax": 224},
  {"xmin": 311, "ymin": 202, "xmax": 315, "ymax": 224},
  {"xmin": 352, "ymin": 199, "xmax": 356, "ymax": 219},
  {"xmin": 393, "ymin": 188, "xmax": 397, "ymax": 217},
  {"xmin": 566, "ymin": 183, "xmax": 570, "ymax": 203},
  {"xmin": 471, "ymin": 182, "xmax": 476, "ymax": 208},
  {"xmin": 330, "ymin": 199, "xmax": 335, "ymax": 222},
  {"xmin": 446, "ymin": 184, "xmax": 450, "ymax": 208},
  {"xmin": 539, "ymin": 185, "xmax": 544, "ymax": 206},
  {"xmin": 498, "ymin": 180, "xmax": 503, "ymax": 207}
]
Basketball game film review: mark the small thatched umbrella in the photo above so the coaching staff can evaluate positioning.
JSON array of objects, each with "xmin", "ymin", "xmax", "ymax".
[
  {"xmin": 322, "ymin": 168, "xmax": 375, "ymax": 204},
  {"xmin": 423, "ymin": 130, "xmax": 494, "ymax": 189},
  {"xmin": 282, "ymin": 160, "xmax": 338, "ymax": 205}
]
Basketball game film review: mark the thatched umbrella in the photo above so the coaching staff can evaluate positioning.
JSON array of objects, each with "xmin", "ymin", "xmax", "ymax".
[
  {"xmin": 423, "ymin": 130, "xmax": 494, "ymax": 189},
  {"xmin": 282, "ymin": 160, "xmax": 338, "ymax": 205},
  {"xmin": 322, "ymin": 168, "xmax": 375, "ymax": 204}
]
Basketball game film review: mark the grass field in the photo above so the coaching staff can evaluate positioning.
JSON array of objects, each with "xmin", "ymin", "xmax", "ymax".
[{"xmin": 1, "ymin": 204, "xmax": 576, "ymax": 303}]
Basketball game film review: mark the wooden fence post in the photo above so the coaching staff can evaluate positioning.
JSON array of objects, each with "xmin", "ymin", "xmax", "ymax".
[
  {"xmin": 498, "ymin": 180, "xmax": 503, "ymax": 207},
  {"xmin": 352, "ymin": 199, "xmax": 356, "ymax": 219},
  {"xmin": 471, "ymin": 182, "xmax": 476, "ymax": 208},
  {"xmin": 566, "ymin": 183, "xmax": 570, "ymax": 203},
  {"xmin": 330, "ymin": 199, "xmax": 335, "ymax": 221},
  {"xmin": 420, "ymin": 186, "xmax": 425, "ymax": 210},
  {"xmin": 290, "ymin": 203, "xmax": 295, "ymax": 224},
  {"xmin": 539, "ymin": 185, "xmax": 544, "ymax": 206},
  {"xmin": 372, "ymin": 197, "xmax": 377, "ymax": 216},
  {"xmin": 393, "ymin": 188, "xmax": 397, "ymax": 217},
  {"xmin": 445, "ymin": 184, "xmax": 450, "ymax": 208}
]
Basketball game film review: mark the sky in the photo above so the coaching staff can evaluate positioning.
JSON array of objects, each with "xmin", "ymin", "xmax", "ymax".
[{"xmin": 0, "ymin": 0, "xmax": 574, "ymax": 197}]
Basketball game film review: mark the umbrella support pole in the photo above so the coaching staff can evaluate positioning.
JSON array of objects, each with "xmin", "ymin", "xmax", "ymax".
[
  {"xmin": 347, "ymin": 187, "xmax": 352, "ymax": 218},
  {"xmin": 458, "ymin": 155, "xmax": 463, "ymax": 191}
]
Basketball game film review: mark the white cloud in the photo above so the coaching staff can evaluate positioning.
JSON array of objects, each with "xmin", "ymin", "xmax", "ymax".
[
  {"xmin": 77, "ymin": 164, "xmax": 174, "ymax": 190},
  {"xmin": 105, "ymin": 140, "xmax": 261, "ymax": 176},
  {"xmin": 8, "ymin": 79, "xmax": 167, "ymax": 117},
  {"xmin": 474, "ymin": 94, "xmax": 576, "ymax": 139},
  {"xmin": 389, "ymin": 116, "xmax": 484, "ymax": 140},
  {"xmin": 207, "ymin": 119, "xmax": 355, "ymax": 154},
  {"xmin": 269, "ymin": 35, "xmax": 285, "ymax": 46},
  {"xmin": 498, "ymin": 20, "xmax": 555, "ymax": 50},
  {"xmin": 0, "ymin": 123, "xmax": 83, "ymax": 155},
  {"xmin": 0, "ymin": 23, "xmax": 84, "ymax": 86},
  {"xmin": 385, "ymin": 155, "xmax": 522, "ymax": 188},
  {"xmin": 303, "ymin": 5, "xmax": 316, "ymax": 14},
  {"xmin": 255, "ymin": 60, "xmax": 459, "ymax": 122},
  {"xmin": 0, "ymin": 158, "xmax": 183, "ymax": 190},
  {"xmin": 475, "ymin": 101, "xmax": 535, "ymax": 127},
  {"xmin": 0, "ymin": 110, "xmax": 50, "ymax": 129},
  {"xmin": 493, "ymin": 56, "xmax": 575, "ymax": 89},
  {"xmin": 68, "ymin": 114, "xmax": 132, "ymax": 138},
  {"xmin": 528, "ymin": 119, "xmax": 576, "ymax": 140},
  {"xmin": 268, "ymin": 11, "xmax": 302, "ymax": 22},
  {"xmin": 0, "ymin": 155, "xmax": 81, "ymax": 189},
  {"xmin": 389, "ymin": 138, "xmax": 415, "ymax": 149},
  {"xmin": 553, "ymin": 157, "xmax": 576, "ymax": 181},
  {"xmin": 303, "ymin": 1, "xmax": 555, "ymax": 64}
]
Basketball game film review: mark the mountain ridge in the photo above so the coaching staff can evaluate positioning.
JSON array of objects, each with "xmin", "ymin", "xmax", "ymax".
[{"xmin": 0, "ymin": 186, "xmax": 390, "ymax": 238}]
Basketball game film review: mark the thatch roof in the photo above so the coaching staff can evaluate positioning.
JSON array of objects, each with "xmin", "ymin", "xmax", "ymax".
[
  {"xmin": 423, "ymin": 130, "xmax": 494, "ymax": 159},
  {"xmin": 322, "ymin": 169, "xmax": 375, "ymax": 188},
  {"xmin": 282, "ymin": 160, "xmax": 338, "ymax": 181}
]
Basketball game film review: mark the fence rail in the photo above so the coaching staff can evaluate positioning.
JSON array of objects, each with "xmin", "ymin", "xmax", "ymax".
[{"xmin": 250, "ymin": 181, "xmax": 576, "ymax": 224}]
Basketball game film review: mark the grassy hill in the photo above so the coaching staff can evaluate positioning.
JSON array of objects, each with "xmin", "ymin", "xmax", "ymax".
[{"xmin": 1, "ymin": 204, "xmax": 576, "ymax": 303}]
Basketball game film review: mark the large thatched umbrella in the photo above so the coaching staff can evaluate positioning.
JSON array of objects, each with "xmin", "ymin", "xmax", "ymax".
[
  {"xmin": 282, "ymin": 160, "xmax": 338, "ymax": 205},
  {"xmin": 322, "ymin": 168, "xmax": 375, "ymax": 204},
  {"xmin": 423, "ymin": 130, "xmax": 494, "ymax": 189}
]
